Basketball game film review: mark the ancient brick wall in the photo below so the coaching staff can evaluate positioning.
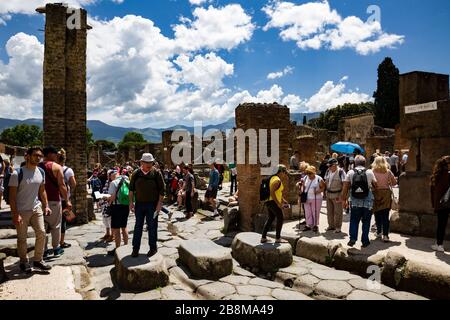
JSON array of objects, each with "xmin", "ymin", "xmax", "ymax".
[
  {"xmin": 235, "ymin": 103, "xmax": 290, "ymax": 231},
  {"xmin": 393, "ymin": 71, "xmax": 450, "ymax": 240},
  {"xmin": 340, "ymin": 113, "xmax": 375, "ymax": 149},
  {"xmin": 41, "ymin": 4, "xmax": 89, "ymax": 223}
]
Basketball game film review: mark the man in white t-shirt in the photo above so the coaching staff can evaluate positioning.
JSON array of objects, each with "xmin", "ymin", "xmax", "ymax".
[{"xmin": 342, "ymin": 155, "xmax": 378, "ymax": 248}]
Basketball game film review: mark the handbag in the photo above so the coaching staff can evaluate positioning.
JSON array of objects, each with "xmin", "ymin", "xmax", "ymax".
[
  {"xmin": 63, "ymin": 209, "xmax": 76, "ymax": 223},
  {"xmin": 301, "ymin": 177, "xmax": 315, "ymax": 204},
  {"xmin": 390, "ymin": 186, "xmax": 399, "ymax": 211},
  {"xmin": 440, "ymin": 186, "xmax": 450, "ymax": 209}
]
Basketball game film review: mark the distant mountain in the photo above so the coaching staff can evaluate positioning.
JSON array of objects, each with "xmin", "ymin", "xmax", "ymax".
[{"xmin": 0, "ymin": 112, "xmax": 320, "ymax": 144}]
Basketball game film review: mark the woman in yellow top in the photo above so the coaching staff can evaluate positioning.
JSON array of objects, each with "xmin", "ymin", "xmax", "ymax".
[{"xmin": 261, "ymin": 165, "xmax": 289, "ymax": 244}]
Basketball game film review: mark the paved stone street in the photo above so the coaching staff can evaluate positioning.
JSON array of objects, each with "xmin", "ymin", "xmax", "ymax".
[{"xmin": 0, "ymin": 187, "xmax": 431, "ymax": 300}]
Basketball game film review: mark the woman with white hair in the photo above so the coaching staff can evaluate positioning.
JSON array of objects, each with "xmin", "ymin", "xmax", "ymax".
[
  {"xmin": 372, "ymin": 156, "xmax": 396, "ymax": 242},
  {"xmin": 301, "ymin": 165, "xmax": 326, "ymax": 232}
]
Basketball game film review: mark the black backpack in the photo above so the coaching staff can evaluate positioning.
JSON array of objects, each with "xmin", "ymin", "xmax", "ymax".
[
  {"xmin": 351, "ymin": 168, "xmax": 369, "ymax": 199},
  {"xmin": 260, "ymin": 175, "xmax": 276, "ymax": 201}
]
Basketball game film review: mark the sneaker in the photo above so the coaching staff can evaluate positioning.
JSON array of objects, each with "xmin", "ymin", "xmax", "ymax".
[
  {"xmin": 361, "ymin": 242, "xmax": 371, "ymax": 248},
  {"xmin": 147, "ymin": 249, "xmax": 157, "ymax": 258},
  {"xmin": 53, "ymin": 247, "xmax": 64, "ymax": 257},
  {"xmin": 382, "ymin": 235, "xmax": 390, "ymax": 243},
  {"xmin": 347, "ymin": 240, "xmax": 356, "ymax": 247},
  {"xmin": 303, "ymin": 226, "xmax": 312, "ymax": 232},
  {"xmin": 312, "ymin": 226, "xmax": 319, "ymax": 233},
  {"xmin": 43, "ymin": 249, "xmax": 53, "ymax": 260},
  {"xmin": 60, "ymin": 242, "xmax": 72, "ymax": 249},
  {"xmin": 325, "ymin": 227, "xmax": 335, "ymax": 232},
  {"xmin": 431, "ymin": 244, "xmax": 445, "ymax": 252},
  {"xmin": 20, "ymin": 262, "xmax": 32, "ymax": 274},
  {"xmin": 131, "ymin": 249, "xmax": 139, "ymax": 258},
  {"xmin": 33, "ymin": 260, "xmax": 52, "ymax": 271},
  {"xmin": 376, "ymin": 233, "xmax": 382, "ymax": 239},
  {"xmin": 107, "ymin": 248, "xmax": 116, "ymax": 256}
]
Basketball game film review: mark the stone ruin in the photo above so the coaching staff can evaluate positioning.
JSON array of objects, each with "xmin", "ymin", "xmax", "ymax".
[
  {"xmin": 391, "ymin": 71, "xmax": 450, "ymax": 239},
  {"xmin": 37, "ymin": 3, "xmax": 91, "ymax": 223}
]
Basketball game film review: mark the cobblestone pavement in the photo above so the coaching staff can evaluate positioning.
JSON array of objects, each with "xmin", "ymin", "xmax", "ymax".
[{"xmin": 0, "ymin": 190, "xmax": 427, "ymax": 300}]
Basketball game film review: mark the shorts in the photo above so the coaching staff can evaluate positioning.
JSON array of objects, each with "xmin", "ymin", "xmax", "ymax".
[
  {"xmin": 205, "ymin": 187, "xmax": 218, "ymax": 199},
  {"xmin": 111, "ymin": 204, "xmax": 130, "ymax": 229}
]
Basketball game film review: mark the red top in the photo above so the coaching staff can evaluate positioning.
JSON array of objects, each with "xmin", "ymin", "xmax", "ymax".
[{"xmin": 39, "ymin": 161, "xmax": 61, "ymax": 202}]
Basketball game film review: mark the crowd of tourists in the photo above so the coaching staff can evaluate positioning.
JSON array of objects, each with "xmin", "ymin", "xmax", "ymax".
[
  {"xmin": 261, "ymin": 150, "xmax": 449, "ymax": 253},
  {"xmin": 1, "ymin": 142, "xmax": 448, "ymax": 276}
]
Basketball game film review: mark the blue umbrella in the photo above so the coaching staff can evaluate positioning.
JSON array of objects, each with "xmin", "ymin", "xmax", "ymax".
[{"xmin": 331, "ymin": 142, "xmax": 365, "ymax": 154}]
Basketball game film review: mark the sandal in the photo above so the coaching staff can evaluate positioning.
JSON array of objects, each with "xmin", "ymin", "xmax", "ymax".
[
  {"xmin": 275, "ymin": 238, "xmax": 288, "ymax": 244},
  {"xmin": 260, "ymin": 238, "xmax": 268, "ymax": 243}
]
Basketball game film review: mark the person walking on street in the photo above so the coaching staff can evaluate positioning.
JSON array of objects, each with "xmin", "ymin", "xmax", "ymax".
[
  {"xmin": 39, "ymin": 146, "xmax": 72, "ymax": 258},
  {"xmin": 372, "ymin": 156, "xmax": 397, "ymax": 242},
  {"xmin": 182, "ymin": 165, "xmax": 195, "ymax": 219},
  {"xmin": 229, "ymin": 163, "xmax": 238, "ymax": 196},
  {"xmin": 205, "ymin": 161, "xmax": 220, "ymax": 215},
  {"xmin": 289, "ymin": 151, "xmax": 300, "ymax": 170},
  {"xmin": 324, "ymin": 158, "xmax": 346, "ymax": 233},
  {"xmin": 107, "ymin": 170, "xmax": 130, "ymax": 256},
  {"xmin": 9, "ymin": 147, "xmax": 52, "ymax": 273},
  {"xmin": 342, "ymin": 155, "xmax": 378, "ymax": 248},
  {"xmin": 389, "ymin": 150, "xmax": 400, "ymax": 178},
  {"xmin": 129, "ymin": 154, "xmax": 165, "ymax": 258},
  {"xmin": 261, "ymin": 165, "xmax": 289, "ymax": 244},
  {"xmin": 301, "ymin": 166, "xmax": 326, "ymax": 233},
  {"xmin": 430, "ymin": 156, "xmax": 450, "ymax": 252},
  {"xmin": 56, "ymin": 149, "xmax": 76, "ymax": 249}
]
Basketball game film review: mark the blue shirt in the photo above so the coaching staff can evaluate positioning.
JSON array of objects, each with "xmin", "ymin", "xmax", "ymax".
[
  {"xmin": 350, "ymin": 191, "xmax": 374, "ymax": 210},
  {"xmin": 208, "ymin": 168, "xmax": 219, "ymax": 188}
]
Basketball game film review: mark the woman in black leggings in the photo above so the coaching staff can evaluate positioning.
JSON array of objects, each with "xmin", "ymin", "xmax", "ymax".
[{"xmin": 430, "ymin": 156, "xmax": 450, "ymax": 252}]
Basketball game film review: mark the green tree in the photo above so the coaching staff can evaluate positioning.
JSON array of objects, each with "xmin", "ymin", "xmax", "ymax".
[
  {"xmin": 86, "ymin": 128, "xmax": 95, "ymax": 147},
  {"xmin": 373, "ymin": 57, "xmax": 400, "ymax": 128},
  {"xmin": 118, "ymin": 131, "xmax": 147, "ymax": 149},
  {"xmin": 308, "ymin": 102, "xmax": 374, "ymax": 131},
  {"xmin": 0, "ymin": 124, "xmax": 43, "ymax": 147},
  {"xmin": 95, "ymin": 140, "xmax": 117, "ymax": 152},
  {"xmin": 302, "ymin": 115, "xmax": 307, "ymax": 125}
]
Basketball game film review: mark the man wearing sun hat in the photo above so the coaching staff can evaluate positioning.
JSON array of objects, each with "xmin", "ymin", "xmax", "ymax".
[{"xmin": 129, "ymin": 153, "xmax": 165, "ymax": 258}]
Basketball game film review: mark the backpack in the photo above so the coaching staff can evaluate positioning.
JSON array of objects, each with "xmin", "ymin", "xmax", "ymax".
[
  {"xmin": 4, "ymin": 167, "xmax": 45, "ymax": 203},
  {"xmin": 115, "ymin": 177, "xmax": 130, "ymax": 206},
  {"xmin": 351, "ymin": 169, "xmax": 369, "ymax": 199},
  {"xmin": 91, "ymin": 177, "xmax": 102, "ymax": 191},
  {"xmin": 260, "ymin": 175, "xmax": 276, "ymax": 201}
]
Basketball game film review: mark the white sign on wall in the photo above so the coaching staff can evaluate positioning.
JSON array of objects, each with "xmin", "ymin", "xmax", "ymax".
[{"xmin": 405, "ymin": 101, "xmax": 438, "ymax": 114}]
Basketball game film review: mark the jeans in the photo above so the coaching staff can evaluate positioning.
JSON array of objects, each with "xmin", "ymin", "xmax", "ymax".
[
  {"xmin": 132, "ymin": 202, "xmax": 158, "ymax": 252},
  {"xmin": 262, "ymin": 201, "xmax": 284, "ymax": 239},
  {"xmin": 349, "ymin": 206, "xmax": 372, "ymax": 245},
  {"xmin": 374, "ymin": 208, "xmax": 390, "ymax": 236}
]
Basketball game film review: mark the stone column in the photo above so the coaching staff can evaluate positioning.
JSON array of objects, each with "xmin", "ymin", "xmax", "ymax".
[
  {"xmin": 392, "ymin": 71, "xmax": 450, "ymax": 239},
  {"xmin": 39, "ymin": 3, "xmax": 89, "ymax": 224},
  {"xmin": 235, "ymin": 103, "xmax": 290, "ymax": 232}
]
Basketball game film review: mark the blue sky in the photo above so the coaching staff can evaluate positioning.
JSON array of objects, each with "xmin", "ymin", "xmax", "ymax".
[{"xmin": 0, "ymin": 0, "xmax": 449, "ymax": 128}]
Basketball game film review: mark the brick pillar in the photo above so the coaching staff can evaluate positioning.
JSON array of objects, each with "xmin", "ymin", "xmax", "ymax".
[
  {"xmin": 40, "ymin": 3, "xmax": 89, "ymax": 224},
  {"xmin": 235, "ymin": 103, "xmax": 290, "ymax": 232}
]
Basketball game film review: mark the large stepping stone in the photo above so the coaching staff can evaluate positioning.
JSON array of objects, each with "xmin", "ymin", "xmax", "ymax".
[
  {"xmin": 178, "ymin": 239, "xmax": 232, "ymax": 280},
  {"xmin": 115, "ymin": 245, "xmax": 169, "ymax": 292},
  {"xmin": 231, "ymin": 232, "xmax": 293, "ymax": 273}
]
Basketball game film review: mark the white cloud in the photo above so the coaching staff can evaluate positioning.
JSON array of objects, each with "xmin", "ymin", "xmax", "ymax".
[
  {"xmin": 305, "ymin": 77, "xmax": 371, "ymax": 112},
  {"xmin": 0, "ymin": 33, "xmax": 43, "ymax": 118},
  {"xmin": 267, "ymin": 65, "xmax": 294, "ymax": 80},
  {"xmin": 189, "ymin": 0, "xmax": 211, "ymax": 6},
  {"xmin": 173, "ymin": 4, "xmax": 255, "ymax": 51},
  {"xmin": 263, "ymin": 0, "xmax": 404, "ymax": 55}
]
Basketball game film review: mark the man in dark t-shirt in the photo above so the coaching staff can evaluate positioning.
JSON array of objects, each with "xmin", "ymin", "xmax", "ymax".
[{"xmin": 129, "ymin": 153, "xmax": 165, "ymax": 258}]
